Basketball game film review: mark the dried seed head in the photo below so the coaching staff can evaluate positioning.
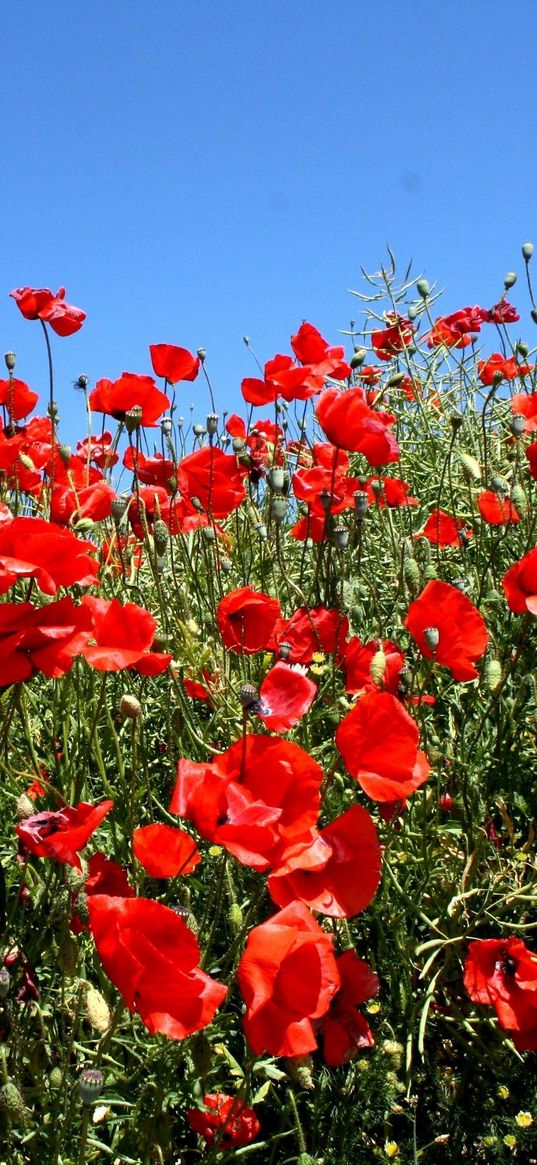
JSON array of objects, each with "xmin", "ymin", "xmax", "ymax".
[
  {"xmin": 459, "ymin": 453, "xmax": 481, "ymax": 483},
  {"xmin": 16, "ymin": 793, "xmax": 35, "ymax": 820},
  {"xmin": 239, "ymin": 684, "xmax": 259, "ymax": 710}
]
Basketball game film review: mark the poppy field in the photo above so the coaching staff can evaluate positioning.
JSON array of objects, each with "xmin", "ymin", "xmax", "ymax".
[{"xmin": 2, "ymin": 255, "xmax": 537, "ymax": 1164}]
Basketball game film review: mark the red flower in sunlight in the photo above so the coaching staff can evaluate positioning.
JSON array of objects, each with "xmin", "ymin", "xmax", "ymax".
[
  {"xmin": 89, "ymin": 373, "xmax": 170, "ymax": 427},
  {"xmin": 170, "ymin": 736, "xmax": 322, "ymax": 871},
  {"xmin": 0, "ymin": 598, "xmax": 92, "ymax": 684},
  {"xmin": 315, "ymin": 387, "xmax": 400, "ymax": 464},
  {"xmin": 268, "ymin": 803, "xmax": 381, "ymax": 918},
  {"xmin": 241, "ymin": 354, "xmax": 325, "ymax": 406},
  {"xmin": 71, "ymin": 852, "xmax": 134, "ymax": 933},
  {"xmin": 414, "ymin": 509, "xmax": 471, "ymax": 547},
  {"xmin": 149, "ymin": 343, "xmax": 200, "ymax": 383},
  {"xmin": 256, "ymin": 662, "xmax": 317, "ymax": 733},
  {"xmin": 217, "ymin": 587, "xmax": 282, "ymax": 654},
  {"xmin": 336, "ymin": 690, "xmax": 430, "ymax": 802},
  {"xmin": 365, "ymin": 476, "xmax": 418, "ymax": 508},
  {"xmin": 273, "ymin": 605, "xmax": 349, "ymax": 664},
  {"xmin": 319, "ymin": 950, "xmax": 379, "ymax": 1066},
  {"xmin": 123, "ymin": 446, "xmax": 175, "ymax": 490},
  {"xmin": 342, "ymin": 637, "xmax": 405, "ymax": 697},
  {"xmin": 177, "ymin": 446, "xmax": 246, "ymax": 518},
  {"xmin": 186, "ymin": 1094, "xmax": 260, "ymax": 1149},
  {"xmin": 486, "ymin": 299, "xmax": 520, "ymax": 324},
  {"xmin": 183, "ymin": 668, "xmax": 218, "ymax": 704},
  {"xmin": 132, "ymin": 824, "xmax": 200, "ymax": 878},
  {"xmin": 502, "ymin": 547, "xmax": 537, "ymax": 615},
  {"xmin": 511, "ymin": 391, "xmax": 537, "ymax": 433},
  {"xmin": 81, "ymin": 595, "xmax": 172, "ymax": 674},
  {"xmin": 371, "ymin": 315, "xmax": 414, "ymax": 360},
  {"xmin": 426, "ymin": 306, "xmax": 487, "ymax": 349},
  {"xmin": 88, "ymin": 895, "xmax": 226, "ymax": 1039},
  {"xmin": 17, "ymin": 800, "xmax": 113, "ymax": 870},
  {"xmin": 526, "ymin": 442, "xmax": 537, "ymax": 481},
  {"xmin": 290, "ymin": 322, "xmax": 352, "ymax": 379},
  {"xmin": 237, "ymin": 901, "xmax": 340, "ymax": 1057},
  {"xmin": 405, "ymin": 579, "xmax": 488, "ymax": 681},
  {"xmin": 10, "ymin": 286, "xmax": 86, "ymax": 336},
  {"xmin": 0, "ymin": 516, "xmax": 98, "ymax": 595},
  {"xmin": 0, "ymin": 378, "xmax": 39, "ymax": 421},
  {"xmin": 464, "ymin": 937, "xmax": 537, "ymax": 1050},
  {"xmin": 292, "ymin": 463, "xmax": 360, "ymax": 518},
  {"xmin": 50, "ymin": 479, "xmax": 116, "ymax": 527},
  {"xmin": 76, "ymin": 432, "xmax": 119, "ymax": 471},
  {"xmin": 477, "ymin": 490, "xmax": 520, "ymax": 525},
  {"xmin": 477, "ymin": 354, "xmax": 533, "ymax": 386}
]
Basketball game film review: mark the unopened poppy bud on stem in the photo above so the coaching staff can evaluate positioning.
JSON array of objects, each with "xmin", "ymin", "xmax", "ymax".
[
  {"xmin": 370, "ymin": 649, "xmax": 387, "ymax": 685},
  {"xmin": 522, "ymin": 242, "xmax": 534, "ymax": 261},
  {"xmin": 504, "ymin": 271, "xmax": 517, "ymax": 289},
  {"xmin": 350, "ymin": 346, "xmax": 366, "ymax": 368},
  {"xmin": 4, "ymin": 352, "xmax": 16, "ymax": 372},
  {"xmin": 120, "ymin": 693, "xmax": 142, "ymax": 719},
  {"xmin": 416, "ymin": 278, "xmax": 430, "ymax": 299}
]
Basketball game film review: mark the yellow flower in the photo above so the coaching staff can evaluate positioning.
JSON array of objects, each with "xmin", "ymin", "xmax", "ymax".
[
  {"xmin": 497, "ymin": 1085, "xmax": 509, "ymax": 1100},
  {"xmin": 515, "ymin": 1112, "xmax": 533, "ymax": 1128},
  {"xmin": 208, "ymin": 845, "xmax": 223, "ymax": 857},
  {"xmin": 311, "ymin": 651, "xmax": 326, "ymax": 664},
  {"xmin": 367, "ymin": 1001, "xmax": 381, "ymax": 1014},
  {"xmin": 385, "ymin": 1143, "xmax": 399, "ymax": 1159},
  {"xmin": 503, "ymin": 1134, "xmax": 517, "ymax": 1148},
  {"xmin": 310, "ymin": 664, "xmax": 327, "ymax": 676}
]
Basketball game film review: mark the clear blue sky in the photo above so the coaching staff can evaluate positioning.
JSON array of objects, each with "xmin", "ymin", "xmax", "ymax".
[{"xmin": 3, "ymin": 1, "xmax": 537, "ymax": 445}]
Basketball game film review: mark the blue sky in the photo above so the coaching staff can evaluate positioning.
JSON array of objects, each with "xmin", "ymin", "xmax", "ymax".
[{"xmin": 3, "ymin": 1, "xmax": 537, "ymax": 445}]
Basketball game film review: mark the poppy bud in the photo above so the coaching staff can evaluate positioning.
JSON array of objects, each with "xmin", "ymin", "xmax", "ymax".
[
  {"xmin": 423, "ymin": 626, "xmax": 440, "ymax": 650},
  {"xmin": 423, "ymin": 564, "xmax": 437, "ymax": 580},
  {"xmin": 386, "ymin": 371, "xmax": 406, "ymax": 388},
  {"xmin": 404, "ymin": 558, "xmax": 420, "ymax": 594},
  {"xmin": 532, "ymin": 309, "xmax": 537, "ymax": 326},
  {"xmin": 450, "ymin": 412, "xmax": 463, "ymax": 431},
  {"xmin": 190, "ymin": 1032, "xmax": 213, "ymax": 1075},
  {"xmin": 332, "ymin": 526, "xmax": 349, "ymax": 549},
  {"xmin": 256, "ymin": 523, "xmax": 267, "ymax": 540},
  {"xmin": 504, "ymin": 272, "xmax": 517, "ymax": 289},
  {"xmin": 239, "ymin": 683, "xmax": 259, "ymax": 710},
  {"xmin": 57, "ymin": 932, "xmax": 78, "ymax": 976},
  {"xmin": 4, "ymin": 352, "xmax": 16, "ymax": 372},
  {"xmin": 286, "ymin": 1056, "xmax": 315, "ymax": 1091},
  {"xmin": 197, "ymin": 348, "xmax": 206, "ymax": 362},
  {"xmin": 510, "ymin": 482, "xmax": 527, "ymax": 514},
  {"xmin": 111, "ymin": 494, "xmax": 129, "ymax": 523},
  {"xmin": 271, "ymin": 496, "xmax": 287, "ymax": 524},
  {"xmin": 0, "ymin": 967, "xmax": 10, "ymax": 999},
  {"xmin": 439, "ymin": 792, "xmax": 453, "ymax": 813},
  {"xmin": 484, "ymin": 658, "xmax": 502, "ymax": 692},
  {"xmin": 220, "ymin": 557, "xmax": 232, "ymax": 572},
  {"xmin": 268, "ymin": 466, "xmax": 286, "ymax": 492},
  {"xmin": 16, "ymin": 793, "xmax": 35, "ymax": 820},
  {"xmin": 354, "ymin": 491, "xmax": 369, "ymax": 519},
  {"xmin": 228, "ymin": 902, "xmax": 243, "ymax": 933},
  {"xmin": 125, "ymin": 405, "xmax": 143, "ymax": 433},
  {"xmin": 206, "ymin": 412, "xmax": 219, "ymax": 436},
  {"xmin": 523, "ymin": 242, "xmax": 534, "ymax": 261},
  {"xmin": 78, "ymin": 1068, "xmax": 104, "ymax": 1106},
  {"xmin": 120, "ymin": 694, "xmax": 142, "ymax": 719},
  {"xmin": 153, "ymin": 519, "xmax": 168, "ymax": 556},
  {"xmin": 161, "ymin": 415, "xmax": 172, "ymax": 436},
  {"xmin": 193, "ymin": 424, "xmax": 206, "ymax": 438},
  {"xmin": 74, "ymin": 374, "xmax": 89, "ymax": 390},
  {"xmin": 416, "ymin": 278, "xmax": 430, "ymax": 299},
  {"xmin": 19, "ymin": 451, "xmax": 37, "ymax": 472},
  {"xmin": 84, "ymin": 985, "xmax": 111, "ymax": 1033},
  {"xmin": 370, "ymin": 649, "xmax": 386, "ymax": 684},
  {"xmin": 279, "ymin": 642, "xmax": 292, "ymax": 660},
  {"xmin": 408, "ymin": 304, "xmax": 418, "ymax": 320},
  {"xmin": 511, "ymin": 414, "xmax": 526, "ymax": 437},
  {"xmin": 57, "ymin": 444, "xmax": 71, "ymax": 465},
  {"xmin": 516, "ymin": 341, "xmax": 529, "ymax": 358},
  {"xmin": 0, "ymin": 1082, "xmax": 30, "ymax": 1127},
  {"xmin": 350, "ymin": 347, "xmax": 366, "ymax": 368},
  {"xmin": 459, "ymin": 453, "xmax": 481, "ymax": 483}
]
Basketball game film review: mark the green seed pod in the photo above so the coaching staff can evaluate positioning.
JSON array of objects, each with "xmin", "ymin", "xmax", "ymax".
[
  {"xmin": 228, "ymin": 902, "xmax": 243, "ymax": 933},
  {"xmin": 370, "ymin": 650, "xmax": 386, "ymax": 685},
  {"xmin": 49, "ymin": 1066, "xmax": 63, "ymax": 1092},
  {"xmin": 286, "ymin": 1056, "xmax": 315, "ymax": 1091},
  {"xmin": 484, "ymin": 659, "xmax": 502, "ymax": 692},
  {"xmin": 271, "ymin": 496, "xmax": 287, "ymax": 523},
  {"xmin": 350, "ymin": 347, "xmax": 367, "ymax": 368},
  {"xmin": 504, "ymin": 271, "xmax": 517, "ymax": 289},
  {"xmin": 202, "ymin": 526, "xmax": 216, "ymax": 543},
  {"xmin": 516, "ymin": 341, "xmax": 529, "ymax": 358},
  {"xmin": 423, "ymin": 564, "xmax": 437, "ymax": 581},
  {"xmin": 459, "ymin": 453, "xmax": 481, "ymax": 482},
  {"xmin": 0, "ymin": 1081, "xmax": 30, "ymax": 1126},
  {"xmin": 4, "ymin": 352, "xmax": 16, "ymax": 372},
  {"xmin": 66, "ymin": 862, "xmax": 87, "ymax": 892},
  {"xmin": 79, "ymin": 1068, "xmax": 104, "ymax": 1105},
  {"xmin": 404, "ymin": 558, "xmax": 421, "ymax": 593},
  {"xmin": 510, "ymin": 482, "xmax": 527, "ymax": 515},
  {"xmin": 57, "ymin": 932, "xmax": 78, "ymax": 976},
  {"xmin": 416, "ymin": 278, "xmax": 430, "ymax": 299},
  {"xmin": 424, "ymin": 626, "xmax": 440, "ymax": 650},
  {"xmin": 511, "ymin": 414, "xmax": 526, "ymax": 437},
  {"xmin": 84, "ymin": 986, "xmax": 111, "ymax": 1033},
  {"xmin": 190, "ymin": 1032, "xmax": 213, "ymax": 1075},
  {"xmin": 522, "ymin": 242, "xmax": 534, "ymax": 261},
  {"xmin": 153, "ymin": 519, "xmax": 168, "ymax": 556},
  {"xmin": 125, "ymin": 405, "xmax": 143, "ymax": 433}
]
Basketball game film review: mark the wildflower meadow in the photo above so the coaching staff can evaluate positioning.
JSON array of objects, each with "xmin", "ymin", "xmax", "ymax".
[{"xmin": 2, "ymin": 253, "xmax": 537, "ymax": 1164}]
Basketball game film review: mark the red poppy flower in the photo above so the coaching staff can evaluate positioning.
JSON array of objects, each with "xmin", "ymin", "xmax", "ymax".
[
  {"xmin": 88, "ymin": 895, "xmax": 226, "ymax": 1040},
  {"xmin": 477, "ymin": 490, "xmax": 520, "ymax": 525},
  {"xmin": 371, "ymin": 315, "xmax": 414, "ymax": 360},
  {"xmin": 0, "ymin": 597, "xmax": 93, "ymax": 684},
  {"xmin": 217, "ymin": 587, "xmax": 282, "ymax": 654},
  {"xmin": 132, "ymin": 824, "xmax": 200, "ymax": 878},
  {"xmin": 0, "ymin": 516, "xmax": 99, "ymax": 595},
  {"xmin": 237, "ymin": 900, "xmax": 340, "ymax": 1057},
  {"xmin": 50, "ymin": 479, "xmax": 116, "ymax": 527},
  {"xmin": 273, "ymin": 605, "xmax": 349, "ymax": 664},
  {"xmin": 414, "ymin": 510, "xmax": 470, "ymax": 547},
  {"xmin": 358, "ymin": 365, "xmax": 383, "ymax": 387},
  {"xmin": 342, "ymin": 637, "xmax": 405, "ymax": 696},
  {"xmin": 318, "ymin": 950, "xmax": 379, "ymax": 1066},
  {"xmin": 478, "ymin": 354, "xmax": 533, "ymax": 386},
  {"xmin": 502, "ymin": 547, "xmax": 537, "ymax": 614},
  {"xmin": 511, "ymin": 391, "xmax": 537, "ymax": 433},
  {"xmin": 365, "ymin": 476, "xmax": 418, "ymax": 507},
  {"xmin": 316, "ymin": 387, "xmax": 400, "ymax": 465},
  {"xmin": 149, "ymin": 343, "xmax": 200, "ymax": 383},
  {"xmin": 17, "ymin": 800, "xmax": 113, "ymax": 869},
  {"xmin": 80, "ymin": 595, "xmax": 172, "ymax": 674},
  {"xmin": 486, "ymin": 300, "xmax": 520, "ymax": 324},
  {"xmin": 183, "ymin": 668, "xmax": 217, "ymax": 704},
  {"xmin": 464, "ymin": 937, "xmax": 537, "ymax": 1050},
  {"xmin": 256, "ymin": 662, "xmax": 317, "ymax": 733},
  {"xmin": 177, "ymin": 446, "xmax": 246, "ymax": 518},
  {"xmin": 291, "ymin": 322, "xmax": 352, "ymax": 380},
  {"xmin": 404, "ymin": 579, "xmax": 488, "ymax": 681},
  {"xmin": 186, "ymin": 1094, "xmax": 261, "ymax": 1149},
  {"xmin": 123, "ymin": 446, "xmax": 175, "ymax": 490},
  {"xmin": 292, "ymin": 464, "xmax": 360, "ymax": 517},
  {"xmin": 89, "ymin": 373, "xmax": 170, "ymax": 427},
  {"xmin": 0, "ymin": 378, "xmax": 39, "ymax": 421},
  {"xmin": 526, "ymin": 442, "xmax": 537, "ymax": 481},
  {"xmin": 76, "ymin": 432, "xmax": 119, "ymax": 471},
  {"xmin": 267, "ymin": 803, "xmax": 381, "ymax": 918},
  {"xmin": 70, "ymin": 851, "xmax": 134, "ymax": 933},
  {"xmin": 170, "ymin": 736, "xmax": 322, "ymax": 871},
  {"xmin": 10, "ymin": 286, "xmax": 86, "ymax": 336},
  {"xmin": 426, "ymin": 306, "xmax": 487, "ymax": 349},
  {"xmin": 241, "ymin": 354, "xmax": 325, "ymax": 406},
  {"xmin": 336, "ymin": 690, "xmax": 430, "ymax": 802}
]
